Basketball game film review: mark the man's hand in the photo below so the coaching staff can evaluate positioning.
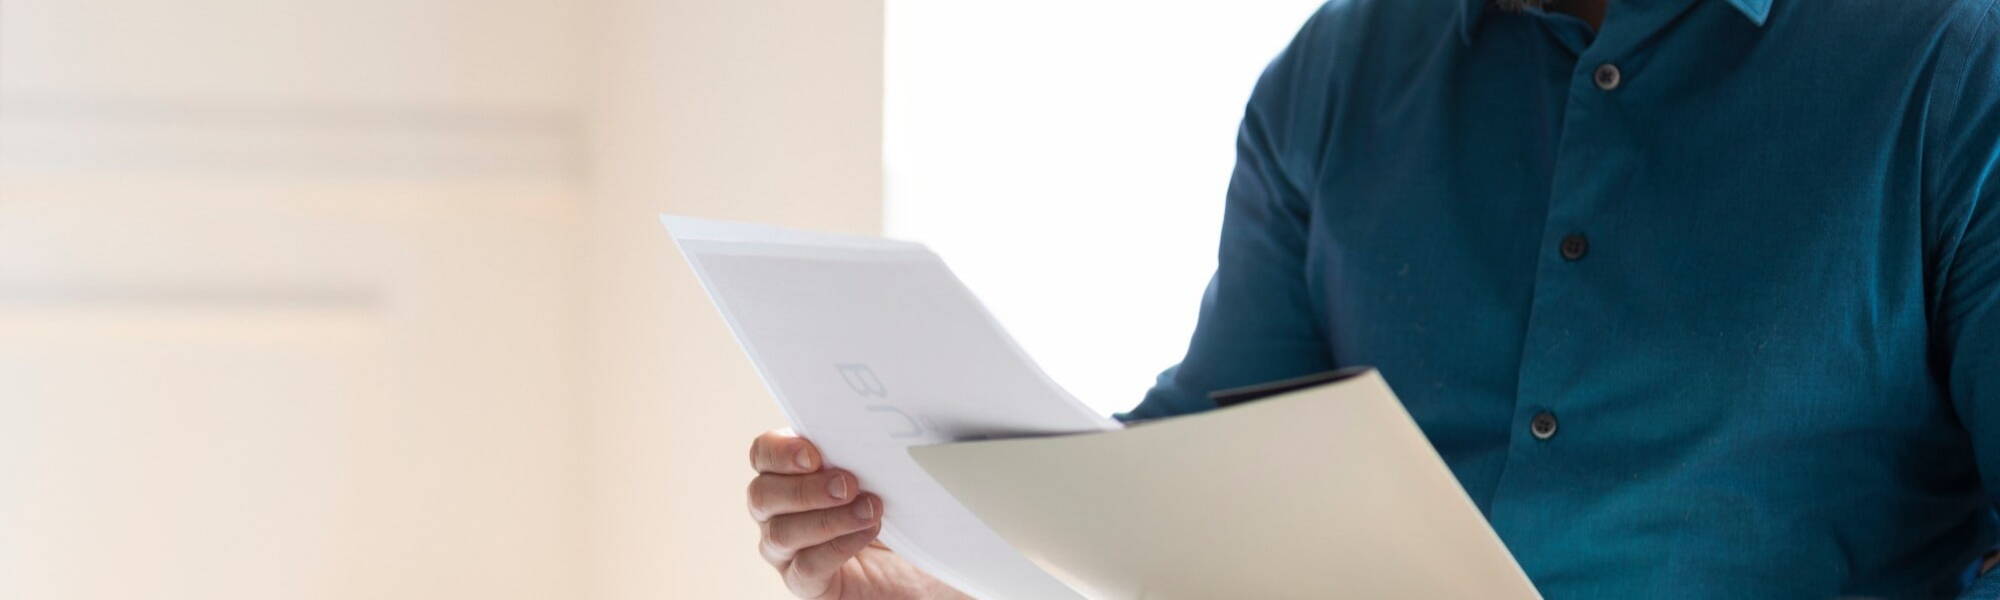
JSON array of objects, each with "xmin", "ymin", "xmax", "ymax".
[{"xmin": 748, "ymin": 430, "xmax": 969, "ymax": 599}]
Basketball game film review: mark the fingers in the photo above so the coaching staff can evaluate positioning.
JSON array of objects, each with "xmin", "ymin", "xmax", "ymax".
[
  {"xmin": 747, "ymin": 469, "xmax": 859, "ymax": 521},
  {"xmin": 760, "ymin": 494, "xmax": 881, "ymax": 564},
  {"xmin": 750, "ymin": 430, "xmax": 821, "ymax": 475},
  {"xmin": 784, "ymin": 524, "xmax": 882, "ymax": 598}
]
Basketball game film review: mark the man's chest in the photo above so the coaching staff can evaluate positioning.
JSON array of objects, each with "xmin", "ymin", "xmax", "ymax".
[
  {"xmin": 1249, "ymin": 3, "xmax": 1999, "ymax": 594},
  {"xmin": 1289, "ymin": 17, "xmax": 1946, "ymax": 467}
]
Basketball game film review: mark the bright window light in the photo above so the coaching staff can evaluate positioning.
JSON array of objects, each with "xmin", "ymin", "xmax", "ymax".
[{"xmin": 885, "ymin": 1, "xmax": 1328, "ymax": 415}]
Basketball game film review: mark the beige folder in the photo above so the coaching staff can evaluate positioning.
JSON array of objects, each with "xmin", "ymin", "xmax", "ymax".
[{"xmin": 907, "ymin": 369, "xmax": 1542, "ymax": 599}]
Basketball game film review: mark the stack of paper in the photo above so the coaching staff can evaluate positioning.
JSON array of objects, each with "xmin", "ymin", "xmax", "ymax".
[
  {"xmin": 663, "ymin": 215, "xmax": 1539, "ymax": 599},
  {"xmin": 664, "ymin": 216, "xmax": 1112, "ymax": 598},
  {"xmin": 909, "ymin": 369, "xmax": 1542, "ymax": 599}
]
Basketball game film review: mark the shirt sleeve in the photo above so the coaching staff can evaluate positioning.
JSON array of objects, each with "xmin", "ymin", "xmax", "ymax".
[
  {"xmin": 1933, "ymin": 4, "xmax": 2000, "ymax": 598},
  {"xmin": 1118, "ymin": 10, "xmax": 1339, "ymax": 420}
]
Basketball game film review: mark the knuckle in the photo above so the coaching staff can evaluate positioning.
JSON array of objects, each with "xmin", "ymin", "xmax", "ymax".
[
  {"xmin": 758, "ymin": 537, "xmax": 788, "ymax": 566},
  {"xmin": 817, "ymin": 506, "xmax": 841, "ymax": 534},
  {"xmin": 791, "ymin": 474, "xmax": 817, "ymax": 507},
  {"xmin": 766, "ymin": 530, "xmax": 795, "ymax": 553},
  {"xmin": 752, "ymin": 434, "xmax": 782, "ymax": 469},
  {"xmin": 839, "ymin": 526, "xmax": 879, "ymax": 552},
  {"xmin": 748, "ymin": 475, "xmax": 803, "ymax": 519},
  {"xmin": 790, "ymin": 552, "xmax": 828, "ymax": 580},
  {"xmin": 768, "ymin": 518, "xmax": 807, "ymax": 551},
  {"xmin": 784, "ymin": 562, "xmax": 827, "ymax": 598},
  {"xmin": 746, "ymin": 487, "xmax": 769, "ymax": 520}
]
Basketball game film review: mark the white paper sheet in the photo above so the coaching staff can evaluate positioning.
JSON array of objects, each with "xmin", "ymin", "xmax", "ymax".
[
  {"xmin": 910, "ymin": 369, "xmax": 1543, "ymax": 600},
  {"xmin": 662, "ymin": 215, "xmax": 1114, "ymax": 599}
]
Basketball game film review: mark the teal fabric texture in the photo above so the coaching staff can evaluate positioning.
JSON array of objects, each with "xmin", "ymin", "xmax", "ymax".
[{"xmin": 1121, "ymin": 0, "xmax": 2000, "ymax": 597}]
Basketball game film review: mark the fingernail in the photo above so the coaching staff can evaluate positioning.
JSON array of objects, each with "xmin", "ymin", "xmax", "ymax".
[
  {"xmin": 853, "ymin": 496, "xmax": 875, "ymax": 521},
  {"xmin": 794, "ymin": 449, "xmax": 814, "ymax": 470},
  {"xmin": 827, "ymin": 474, "xmax": 850, "ymax": 500}
]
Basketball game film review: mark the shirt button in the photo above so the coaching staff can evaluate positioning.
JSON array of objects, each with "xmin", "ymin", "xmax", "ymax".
[
  {"xmin": 1530, "ymin": 411, "xmax": 1559, "ymax": 440},
  {"xmin": 1559, "ymin": 233, "xmax": 1589, "ymax": 261},
  {"xmin": 1593, "ymin": 63, "xmax": 1622, "ymax": 91}
]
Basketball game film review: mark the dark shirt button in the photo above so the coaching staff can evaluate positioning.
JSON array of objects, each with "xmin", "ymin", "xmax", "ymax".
[
  {"xmin": 1530, "ymin": 411, "xmax": 1559, "ymax": 440},
  {"xmin": 1559, "ymin": 233, "xmax": 1589, "ymax": 261},
  {"xmin": 1594, "ymin": 63, "xmax": 1622, "ymax": 91}
]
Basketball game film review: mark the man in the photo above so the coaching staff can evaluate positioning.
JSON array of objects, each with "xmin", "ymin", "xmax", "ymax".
[{"xmin": 743, "ymin": 0, "xmax": 2000, "ymax": 597}]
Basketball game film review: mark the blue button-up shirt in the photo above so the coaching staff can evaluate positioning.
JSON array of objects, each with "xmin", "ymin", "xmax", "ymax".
[{"xmin": 1121, "ymin": 0, "xmax": 2000, "ymax": 597}]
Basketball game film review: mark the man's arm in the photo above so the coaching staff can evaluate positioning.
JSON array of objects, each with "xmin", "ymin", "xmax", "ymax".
[
  {"xmin": 1119, "ymin": 6, "xmax": 1340, "ymax": 420},
  {"xmin": 1931, "ymin": 5, "xmax": 2000, "ymax": 598}
]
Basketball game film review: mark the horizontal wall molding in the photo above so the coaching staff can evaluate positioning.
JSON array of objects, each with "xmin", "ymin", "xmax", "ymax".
[
  {"xmin": 0, "ymin": 93, "xmax": 581, "ymax": 180},
  {"xmin": 0, "ymin": 282, "xmax": 381, "ymax": 310}
]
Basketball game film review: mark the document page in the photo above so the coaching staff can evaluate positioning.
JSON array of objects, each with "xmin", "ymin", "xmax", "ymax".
[
  {"xmin": 662, "ymin": 215, "xmax": 1113, "ymax": 599},
  {"xmin": 909, "ymin": 370, "xmax": 1542, "ymax": 600}
]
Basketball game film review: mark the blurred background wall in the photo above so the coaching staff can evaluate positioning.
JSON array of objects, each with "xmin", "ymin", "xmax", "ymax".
[
  {"xmin": 0, "ymin": 0, "xmax": 876, "ymax": 597},
  {"xmin": 580, "ymin": 1, "xmax": 881, "ymax": 599},
  {"xmin": 0, "ymin": 0, "xmax": 1315, "ymax": 596}
]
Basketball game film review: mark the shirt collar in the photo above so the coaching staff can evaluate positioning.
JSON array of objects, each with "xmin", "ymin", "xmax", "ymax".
[{"xmin": 1457, "ymin": 0, "xmax": 1774, "ymax": 45}]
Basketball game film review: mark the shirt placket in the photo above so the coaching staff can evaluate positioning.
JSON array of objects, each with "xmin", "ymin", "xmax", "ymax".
[{"xmin": 1483, "ymin": 0, "xmax": 1703, "ymax": 580}]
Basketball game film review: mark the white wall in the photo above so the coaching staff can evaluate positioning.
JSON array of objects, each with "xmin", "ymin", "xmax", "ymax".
[
  {"xmin": 885, "ymin": 1, "xmax": 1328, "ymax": 414},
  {"xmin": 8, "ymin": 0, "xmax": 1308, "ymax": 594}
]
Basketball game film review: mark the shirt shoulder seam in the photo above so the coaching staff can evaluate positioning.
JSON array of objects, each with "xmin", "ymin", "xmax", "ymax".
[
  {"xmin": 1930, "ymin": 0, "xmax": 2000, "ymax": 144},
  {"xmin": 1925, "ymin": 0, "xmax": 2000, "ymax": 326}
]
